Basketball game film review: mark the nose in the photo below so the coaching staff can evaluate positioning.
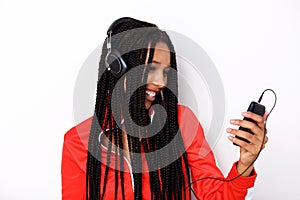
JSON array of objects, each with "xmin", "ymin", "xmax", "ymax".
[{"xmin": 148, "ymin": 70, "xmax": 166, "ymax": 89}]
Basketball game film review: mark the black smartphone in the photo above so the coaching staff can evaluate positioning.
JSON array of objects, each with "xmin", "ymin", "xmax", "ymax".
[{"xmin": 234, "ymin": 101, "xmax": 265, "ymax": 145}]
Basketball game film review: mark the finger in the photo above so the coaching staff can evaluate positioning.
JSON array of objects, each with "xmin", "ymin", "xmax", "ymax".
[
  {"xmin": 229, "ymin": 134, "xmax": 264, "ymax": 160},
  {"xmin": 230, "ymin": 119, "xmax": 261, "ymax": 136},
  {"xmin": 242, "ymin": 112, "xmax": 265, "ymax": 123},
  {"xmin": 227, "ymin": 128, "xmax": 255, "ymax": 143},
  {"xmin": 256, "ymin": 135, "xmax": 268, "ymax": 149},
  {"xmin": 227, "ymin": 126, "xmax": 268, "ymax": 148},
  {"xmin": 228, "ymin": 135, "xmax": 251, "ymax": 149},
  {"xmin": 263, "ymin": 111, "xmax": 269, "ymax": 120},
  {"xmin": 228, "ymin": 135, "xmax": 261, "ymax": 155},
  {"xmin": 261, "ymin": 143, "xmax": 266, "ymax": 150},
  {"xmin": 241, "ymin": 112, "xmax": 265, "ymax": 129},
  {"xmin": 258, "ymin": 137, "xmax": 267, "ymax": 150},
  {"xmin": 263, "ymin": 135, "xmax": 268, "ymax": 144},
  {"xmin": 253, "ymin": 135, "xmax": 269, "ymax": 150}
]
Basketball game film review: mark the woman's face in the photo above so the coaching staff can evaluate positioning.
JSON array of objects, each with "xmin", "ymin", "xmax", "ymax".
[{"xmin": 145, "ymin": 42, "xmax": 171, "ymax": 110}]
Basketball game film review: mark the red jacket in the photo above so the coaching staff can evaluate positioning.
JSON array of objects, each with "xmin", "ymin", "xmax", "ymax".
[{"xmin": 62, "ymin": 105, "xmax": 256, "ymax": 199}]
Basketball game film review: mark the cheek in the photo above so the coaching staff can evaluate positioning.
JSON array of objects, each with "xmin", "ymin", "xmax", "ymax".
[
  {"xmin": 164, "ymin": 77, "xmax": 168, "ymax": 85},
  {"xmin": 146, "ymin": 73, "xmax": 152, "ymax": 84}
]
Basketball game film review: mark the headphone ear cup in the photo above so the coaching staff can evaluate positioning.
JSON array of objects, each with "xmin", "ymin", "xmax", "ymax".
[{"xmin": 105, "ymin": 49, "xmax": 128, "ymax": 78}]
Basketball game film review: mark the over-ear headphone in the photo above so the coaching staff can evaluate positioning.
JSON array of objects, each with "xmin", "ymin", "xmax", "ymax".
[{"xmin": 105, "ymin": 17, "xmax": 133, "ymax": 78}]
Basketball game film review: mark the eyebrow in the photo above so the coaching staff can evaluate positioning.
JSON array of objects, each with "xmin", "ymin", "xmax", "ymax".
[{"xmin": 151, "ymin": 60, "xmax": 171, "ymax": 67}]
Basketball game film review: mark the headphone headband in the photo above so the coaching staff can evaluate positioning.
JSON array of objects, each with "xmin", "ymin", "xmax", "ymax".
[
  {"xmin": 105, "ymin": 17, "xmax": 133, "ymax": 78},
  {"xmin": 107, "ymin": 17, "xmax": 134, "ymax": 35}
]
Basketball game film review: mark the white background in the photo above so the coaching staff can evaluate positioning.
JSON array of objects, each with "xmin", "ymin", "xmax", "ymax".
[{"xmin": 0, "ymin": 0, "xmax": 299, "ymax": 199}]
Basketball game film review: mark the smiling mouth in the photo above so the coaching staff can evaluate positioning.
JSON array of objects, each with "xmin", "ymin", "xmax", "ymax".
[
  {"xmin": 145, "ymin": 89, "xmax": 158, "ymax": 101},
  {"xmin": 146, "ymin": 90, "xmax": 156, "ymax": 97}
]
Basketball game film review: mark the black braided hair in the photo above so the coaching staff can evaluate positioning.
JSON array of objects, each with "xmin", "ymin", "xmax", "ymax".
[{"xmin": 86, "ymin": 17, "xmax": 192, "ymax": 200}]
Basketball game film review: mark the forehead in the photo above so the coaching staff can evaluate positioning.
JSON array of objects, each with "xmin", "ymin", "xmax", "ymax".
[{"xmin": 152, "ymin": 42, "xmax": 171, "ymax": 66}]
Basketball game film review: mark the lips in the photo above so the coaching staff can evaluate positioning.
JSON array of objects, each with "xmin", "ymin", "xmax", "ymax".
[{"xmin": 145, "ymin": 89, "xmax": 158, "ymax": 102}]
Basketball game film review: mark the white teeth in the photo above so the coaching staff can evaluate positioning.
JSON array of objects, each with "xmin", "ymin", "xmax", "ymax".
[{"xmin": 146, "ymin": 90, "xmax": 156, "ymax": 97}]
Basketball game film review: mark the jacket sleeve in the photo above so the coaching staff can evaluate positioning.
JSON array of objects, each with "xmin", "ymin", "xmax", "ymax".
[
  {"xmin": 178, "ymin": 105, "xmax": 256, "ymax": 200},
  {"xmin": 61, "ymin": 127, "xmax": 87, "ymax": 200}
]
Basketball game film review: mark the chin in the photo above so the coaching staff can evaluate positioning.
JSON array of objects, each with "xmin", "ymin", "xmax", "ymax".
[{"xmin": 145, "ymin": 102, "xmax": 151, "ymax": 110}]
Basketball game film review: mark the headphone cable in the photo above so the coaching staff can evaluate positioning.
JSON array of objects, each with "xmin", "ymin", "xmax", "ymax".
[{"xmin": 187, "ymin": 89, "xmax": 277, "ymax": 199}]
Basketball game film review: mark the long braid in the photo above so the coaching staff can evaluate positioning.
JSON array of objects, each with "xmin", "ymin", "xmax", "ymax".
[
  {"xmin": 117, "ymin": 126, "xmax": 126, "ymax": 200},
  {"xmin": 86, "ymin": 52, "xmax": 110, "ymax": 199},
  {"xmin": 112, "ymin": 76, "xmax": 126, "ymax": 200},
  {"xmin": 126, "ymin": 52, "xmax": 144, "ymax": 199},
  {"xmin": 86, "ymin": 18, "xmax": 193, "ymax": 200},
  {"xmin": 101, "ymin": 92, "xmax": 114, "ymax": 199},
  {"xmin": 141, "ymin": 45, "xmax": 162, "ymax": 200}
]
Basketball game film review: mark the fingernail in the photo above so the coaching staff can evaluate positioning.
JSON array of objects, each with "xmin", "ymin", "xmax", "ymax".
[
  {"xmin": 226, "ymin": 128, "xmax": 232, "ymax": 132},
  {"xmin": 242, "ymin": 112, "xmax": 249, "ymax": 117}
]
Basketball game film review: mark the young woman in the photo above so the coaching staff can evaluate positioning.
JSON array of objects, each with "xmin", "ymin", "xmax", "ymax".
[{"xmin": 61, "ymin": 17, "xmax": 268, "ymax": 200}]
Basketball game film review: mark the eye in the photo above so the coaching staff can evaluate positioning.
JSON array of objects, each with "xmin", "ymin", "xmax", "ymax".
[
  {"xmin": 163, "ymin": 68, "xmax": 171, "ymax": 77},
  {"xmin": 148, "ymin": 64, "xmax": 156, "ymax": 72},
  {"xmin": 150, "ymin": 66, "xmax": 155, "ymax": 71}
]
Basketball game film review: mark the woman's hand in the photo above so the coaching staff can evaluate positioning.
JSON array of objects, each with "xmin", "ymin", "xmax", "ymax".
[{"xmin": 227, "ymin": 111, "xmax": 268, "ymax": 176}]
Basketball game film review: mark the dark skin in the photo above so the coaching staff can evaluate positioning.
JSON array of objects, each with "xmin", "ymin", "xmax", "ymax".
[{"xmin": 227, "ymin": 111, "xmax": 268, "ymax": 176}]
